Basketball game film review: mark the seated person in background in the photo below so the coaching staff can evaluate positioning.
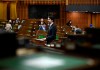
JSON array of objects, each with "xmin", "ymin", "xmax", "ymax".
[
  {"xmin": 74, "ymin": 25, "xmax": 82, "ymax": 34},
  {"xmin": 21, "ymin": 19, "xmax": 25, "ymax": 23},
  {"xmin": 9, "ymin": 20, "xmax": 12, "ymax": 24},
  {"xmin": 9, "ymin": 20, "xmax": 13, "ymax": 26},
  {"xmin": 66, "ymin": 20, "xmax": 72, "ymax": 27},
  {"xmin": 39, "ymin": 18, "xmax": 46, "ymax": 31},
  {"xmin": 71, "ymin": 26, "xmax": 76, "ymax": 32},
  {"xmin": 42, "ymin": 17, "xmax": 57, "ymax": 44},
  {"xmin": 5, "ymin": 23, "xmax": 13, "ymax": 32},
  {"xmin": 90, "ymin": 23, "xmax": 95, "ymax": 28},
  {"xmin": 18, "ymin": 24, "xmax": 22, "ymax": 30},
  {"xmin": 16, "ymin": 18, "xmax": 20, "ymax": 23},
  {"xmin": 0, "ymin": 26, "xmax": 6, "ymax": 33}
]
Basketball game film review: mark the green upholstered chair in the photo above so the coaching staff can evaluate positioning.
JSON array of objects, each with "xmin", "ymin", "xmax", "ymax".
[
  {"xmin": 38, "ymin": 35, "xmax": 45, "ymax": 39},
  {"xmin": 56, "ymin": 35, "xmax": 59, "ymax": 40},
  {"xmin": 36, "ymin": 30, "xmax": 47, "ymax": 39}
]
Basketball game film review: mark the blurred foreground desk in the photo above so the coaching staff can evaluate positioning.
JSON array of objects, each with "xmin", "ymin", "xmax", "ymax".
[
  {"xmin": 0, "ymin": 47, "xmax": 98, "ymax": 70},
  {"xmin": 31, "ymin": 38, "xmax": 62, "ymax": 49}
]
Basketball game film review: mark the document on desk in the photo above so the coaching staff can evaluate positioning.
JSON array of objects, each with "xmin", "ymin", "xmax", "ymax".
[{"xmin": 35, "ymin": 38, "xmax": 46, "ymax": 41}]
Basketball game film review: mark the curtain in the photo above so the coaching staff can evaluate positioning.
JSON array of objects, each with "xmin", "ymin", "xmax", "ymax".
[
  {"xmin": 0, "ymin": 2, "xmax": 7, "ymax": 20},
  {"xmin": 66, "ymin": 0, "xmax": 68, "ymax": 5},
  {"xmin": 10, "ymin": 3, "xmax": 17, "ymax": 19}
]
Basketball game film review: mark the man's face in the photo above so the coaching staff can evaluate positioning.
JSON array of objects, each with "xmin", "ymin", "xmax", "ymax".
[
  {"xmin": 17, "ymin": 18, "xmax": 19, "ymax": 20},
  {"xmin": 41, "ymin": 18, "xmax": 43, "ymax": 22},
  {"xmin": 48, "ymin": 18, "xmax": 52, "ymax": 24}
]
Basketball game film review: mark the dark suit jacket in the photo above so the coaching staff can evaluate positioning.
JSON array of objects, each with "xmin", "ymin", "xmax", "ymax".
[{"xmin": 46, "ymin": 24, "xmax": 57, "ymax": 44}]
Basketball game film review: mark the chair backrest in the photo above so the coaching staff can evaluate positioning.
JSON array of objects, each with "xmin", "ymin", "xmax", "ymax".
[{"xmin": 56, "ymin": 35, "xmax": 59, "ymax": 40}]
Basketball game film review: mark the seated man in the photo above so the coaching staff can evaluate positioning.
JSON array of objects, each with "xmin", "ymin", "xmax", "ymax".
[{"xmin": 5, "ymin": 23, "xmax": 13, "ymax": 32}]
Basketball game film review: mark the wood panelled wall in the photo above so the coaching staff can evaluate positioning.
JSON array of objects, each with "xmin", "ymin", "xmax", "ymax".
[
  {"xmin": 16, "ymin": 0, "xmax": 100, "ymax": 28},
  {"xmin": 66, "ymin": 12, "xmax": 100, "ymax": 29},
  {"xmin": 0, "ymin": 0, "xmax": 100, "ymax": 28},
  {"xmin": 68, "ymin": 0, "xmax": 100, "ymax": 5},
  {"xmin": 66, "ymin": 12, "xmax": 89, "ymax": 29},
  {"xmin": 16, "ymin": 0, "xmax": 66, "ymax": 26},
  {"xmin": 17, "ymin": 2, "xmax": 28, "ymax": 20},
  {"xmin": 17, "ymin": 0, "xmax": 66, "ymax": 20},
  {"xmin": 96, "ymin": 14, "xmax": 100, "ymax": 28},
  {"xmin": 66, "ymin": 0, "xmax": 100, "ymax": 28}
]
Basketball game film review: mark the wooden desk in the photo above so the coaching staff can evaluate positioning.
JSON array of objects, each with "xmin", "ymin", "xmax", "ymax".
[{"xmin": 31, "ymin": 38, "xmax": 46, "ymax": 46}]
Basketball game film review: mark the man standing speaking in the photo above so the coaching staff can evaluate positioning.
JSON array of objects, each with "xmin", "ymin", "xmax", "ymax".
[{"xmin": 42, "ymin": 17, "xmax": 57, "ymax": 44}]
